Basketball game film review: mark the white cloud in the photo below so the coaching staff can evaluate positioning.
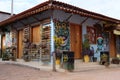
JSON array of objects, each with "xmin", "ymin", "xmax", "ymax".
[
  {"xmin": 13, "ymin": 0, "xmax": 45, "ymax": 13},
  {"xmin": 0, "ymin": 0, "xmax": 11, "ymax": 12},
  {"xmin": 0, "ymin": 0, "xmax": 45, "ymax": 13},
  {"xmin": 67, "ymin": 0, "xmax": 120, "ymax": 19},
  {"xmin": 0, "ymin": 0, "xmax": 120, "ymax": 19}
]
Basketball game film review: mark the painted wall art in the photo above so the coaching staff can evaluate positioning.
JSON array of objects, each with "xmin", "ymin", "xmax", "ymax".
[
  {"xmin": 5, "ymin": 32, "xmax": 12, "ymax": 47},
  {"xmin": 54, "ymin": 20, "xmax": 70, "ymax": 50},
  {"xmin": 87, "ymin": 26, "xmax": 96, "ymax": 44}
]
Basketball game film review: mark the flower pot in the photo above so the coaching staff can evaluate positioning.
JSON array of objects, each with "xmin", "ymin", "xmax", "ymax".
[
  {"xmin": 84, "ymin": 55, "xmax": 89, "ymax": 62},
  {"xmin": 56, "ymin": 59, "xmax": 60, "ymax": 65}
]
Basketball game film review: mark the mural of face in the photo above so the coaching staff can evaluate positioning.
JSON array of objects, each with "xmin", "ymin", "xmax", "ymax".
[
  {"xmin": 54, "ymin": 21, "xmax": 70, "ymax": 50},
  {"xmin": 97, "ymin": 37, "xmax": 103, "ymax": 50}
]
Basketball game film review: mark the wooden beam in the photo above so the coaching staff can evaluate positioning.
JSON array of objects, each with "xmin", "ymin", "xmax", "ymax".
[
  {"xmin": 19, "ymin": 17, "xmax": 31, "ymax": 26},
  {"xmin": 95, "ymin": 20, "xmax": 101, "ymax": 24},
  {"xmin": 64, "ymin": 13, "xmax": 73, "ymax": 22},
  {"xmin": 80, "ymin": 17, "xmax": 88, "ymax": 25},
  {"xmin": 19, "ymin": 20, "xmax": 26, "ymax": 26},
  {"xmin": 32, "ymin": 15, "xmax": 40, "ymax": 21}
]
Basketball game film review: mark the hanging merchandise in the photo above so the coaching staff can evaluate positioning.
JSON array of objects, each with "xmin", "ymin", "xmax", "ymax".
[
  {"xmin": 22, "ymin": 27, "xmax": 31, "ymax": 62},
  {"xmin": 41, "ymin": 25, "xmax": 51, "ymax": 61}
]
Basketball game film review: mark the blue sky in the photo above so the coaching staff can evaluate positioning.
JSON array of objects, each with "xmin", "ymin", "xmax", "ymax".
[{"xmin": 0, "ymin": 0, "xmax": 120, "ymax": 19}]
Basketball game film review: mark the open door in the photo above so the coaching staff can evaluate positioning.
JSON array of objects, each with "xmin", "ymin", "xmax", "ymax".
[{"xmin": 70, "ymin": 23, "xmax": 82, "ymax": 59}]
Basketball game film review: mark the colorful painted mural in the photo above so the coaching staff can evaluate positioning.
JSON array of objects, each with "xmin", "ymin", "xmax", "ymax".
[
  {"xmin": 97, "ymin": 37, "xmax": 103, "ymax": 50},
  {"xmin": 5, "ymin": 32, "xmax": 12, "ymax": 47},
  {"xmin": 87, "ymin": 26, "xmax": 96, "ymax": 44},
  {"xmin": 54, "ymin": 20, "xmax": 70, "ymax": 50}
]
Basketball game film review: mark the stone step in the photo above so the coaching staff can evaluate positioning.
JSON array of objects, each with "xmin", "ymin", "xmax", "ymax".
[{"xmin": 74, "ymin": 60, "xmax": 105, "ymax": 72}]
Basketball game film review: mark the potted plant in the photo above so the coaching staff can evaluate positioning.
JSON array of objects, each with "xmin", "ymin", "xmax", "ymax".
[
  {"xmin": 82, "ymin": 34, "xmax": 90, "ymax": 62},
  {"xmin": 2, "ymin": 51, "xmax": 10, "ymax": 61}
]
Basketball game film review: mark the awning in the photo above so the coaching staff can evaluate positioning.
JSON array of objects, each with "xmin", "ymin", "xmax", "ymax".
[{"xmin": 113, "ymin": 29, "xmax": 120, "ymax": 35}]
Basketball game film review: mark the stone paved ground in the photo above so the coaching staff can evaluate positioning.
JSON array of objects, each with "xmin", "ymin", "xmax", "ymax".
[{"xmin": 0, "ymin": 62, "xmax": 120, "ymax": 80}]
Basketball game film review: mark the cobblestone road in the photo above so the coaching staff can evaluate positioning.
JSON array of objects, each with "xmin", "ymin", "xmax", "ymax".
[{"xmin": 0, "ymin": 62, "xmax": 120, "ymax": 80}]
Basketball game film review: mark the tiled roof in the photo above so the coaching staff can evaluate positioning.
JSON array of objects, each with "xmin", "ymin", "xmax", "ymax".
[{"xmin": 0, "ymin": 0, "xmax": 120, "ymax": 27}]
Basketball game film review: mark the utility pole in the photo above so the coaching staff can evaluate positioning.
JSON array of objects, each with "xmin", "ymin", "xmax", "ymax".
[{"xmin": 11, "ymin": 0, "xmax": 14, "ymax": 16}]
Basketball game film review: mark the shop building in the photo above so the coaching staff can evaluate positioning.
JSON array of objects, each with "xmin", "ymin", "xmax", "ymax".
[
  {"xmin": 0, "ymin": 11, "xmax": 11, "ymax": 57},
  {"xmin": 0, "ymin": 0, "xmax": 120, "ymax": 63}
]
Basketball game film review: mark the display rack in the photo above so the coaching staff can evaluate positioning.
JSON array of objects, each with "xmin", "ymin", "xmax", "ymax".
[
  {"xmin": 41, "ymin": 26, "xmax": 51, "ymax": 61},
  {"xmin": 23, "ymin": 27, "xmax": 31, "ymax": 40},
  {"xmin": 11, "ymin": 29, "xmax": 17, "ymax": 59},
  {"xmin": 30, "ymin": 44, "xmax": 40, "ymax": 61},
  {"xmin": 22, "ymin": 27, "xmax": 31, "ymax": 61}
]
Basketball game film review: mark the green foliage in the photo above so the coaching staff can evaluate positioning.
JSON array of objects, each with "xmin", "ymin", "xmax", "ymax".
[
  {"xmin": 82, "ymin": 34, "xmax": 91, "ymax": 56},
  {"xmin": 2, "ymin": 51, "xmax": 10, "ymax": 61},
  {"xmin": 82, "ymin": 38, "xmax": 90, "ymax": 50}
]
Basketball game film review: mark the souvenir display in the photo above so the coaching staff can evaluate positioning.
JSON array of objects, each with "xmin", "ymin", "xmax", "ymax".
[{"xmin": 41, "ymin": 26, "xmax": 51, "ymax": 61}]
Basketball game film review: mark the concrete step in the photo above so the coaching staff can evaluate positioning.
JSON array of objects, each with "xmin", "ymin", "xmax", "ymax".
[{"xmin": 74, "ymin": 60, "xmax": 105, "ymax": 72}]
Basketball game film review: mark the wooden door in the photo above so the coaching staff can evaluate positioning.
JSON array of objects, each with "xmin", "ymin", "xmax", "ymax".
[
  {"xmin": 110, "ymin": 32, "xmax": 116, "ymax": 57},
  {"xmin": 2, "ymin": 35, "xmax": 6, "ymax": 53},
  {"xmin": 32, "ymin": 26, "xmax": 41, "ymax": 43},
  {"xmin": 70, "ymin": 23, "xmax": 82, "ymax": 59},
  {"xmin": 18, "ymin": 30, "xmax": 23, "ymax": 58}
]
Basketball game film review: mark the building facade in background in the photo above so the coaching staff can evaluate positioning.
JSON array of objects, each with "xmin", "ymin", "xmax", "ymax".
[{"xmin": 0, "ymin": 11, "xmax": 11, "ymax": 57}]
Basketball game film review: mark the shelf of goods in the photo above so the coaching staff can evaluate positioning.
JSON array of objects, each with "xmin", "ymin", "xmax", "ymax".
[
  {"xmin": 41, "ymin": 26, "xmax": 51, "ymax": 61},
  {"xmin": 22, "ymin": 27, "xmax": 31, "ymax": 61},
  {"xmin": 30, "ymin": 44, "xmax": 41, "ymax": 61}
]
